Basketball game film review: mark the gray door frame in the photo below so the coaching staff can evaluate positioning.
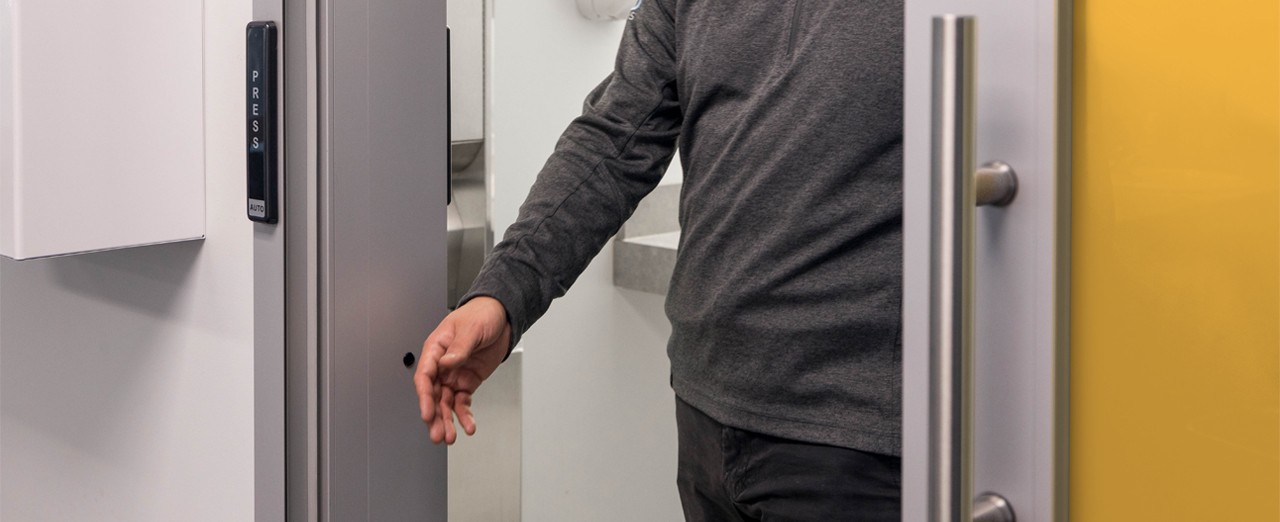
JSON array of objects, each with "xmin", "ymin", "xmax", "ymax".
[
  {"xmin": 256, "ymin": 0, "xmax": 321, "ymax": 518},
  {"xmin": 901, "ymin": 2, "xmax": 1072, "ymax": 521},
  {"xmin": 254, "ymin": 0, "xmax": 287, "ymax": 520},
  {"xmin": 283, "ymin": 0, "xmax": 320, "ymax": 519}
]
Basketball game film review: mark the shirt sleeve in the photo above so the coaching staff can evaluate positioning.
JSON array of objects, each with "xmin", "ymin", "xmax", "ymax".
[{"xmin": 458, "ymin": 0, "xmax": 681, "ymax": 353}]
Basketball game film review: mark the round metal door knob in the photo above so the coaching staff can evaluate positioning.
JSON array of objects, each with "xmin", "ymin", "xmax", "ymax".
[{"xmin": 973, "ymin": 492, "xmax": 1015, "ymax": 522}]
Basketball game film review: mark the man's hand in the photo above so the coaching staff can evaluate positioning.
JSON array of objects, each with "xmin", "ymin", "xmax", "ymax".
[{"xmin": 415, "ymin": 296, "xmax": 511, "ymax": 444}]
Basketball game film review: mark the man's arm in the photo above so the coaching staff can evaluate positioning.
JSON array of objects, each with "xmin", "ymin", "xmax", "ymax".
[
  {"xmin": 461, "ymin": 0, "xmax": 682, "ymax": 350},
  {"xmin": 417, "ymin": 0, "xmax": 682, "ymax": 444}
]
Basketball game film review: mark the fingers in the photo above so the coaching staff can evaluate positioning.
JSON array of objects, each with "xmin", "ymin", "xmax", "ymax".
[
  {"xmin": 419, "ymin": 330, "xmax": 450, "ymax": 380},
  {"xmin": 439, "ymin": 386, "xmax": 458, "ymax": 444},
  {"xmin": 455, "ymin": 391, "xmax": 476, "ymax": 436},
  {"xmin": 423, "ymin": 373, "xmax": 479, "ymax": 443},
  {"xmin": 414, "ymin": 371, "xmax": 434, "ymax": 426},
  {"xmin": 415, "ymin": 337, "xmax": 447, "ymax": 427},
  {"xmin": 429, "ymin": 382, "xmax": 446, "ymax": 444}
]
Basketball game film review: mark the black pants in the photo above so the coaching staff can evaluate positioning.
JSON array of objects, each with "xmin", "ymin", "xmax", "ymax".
[{"xmin": 675, "ymin": 397, "xmax": 901, "ymax": 522}]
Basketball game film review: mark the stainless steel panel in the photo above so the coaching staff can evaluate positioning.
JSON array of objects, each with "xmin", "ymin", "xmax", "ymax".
[
  {"xmin": 447, "ymin": 140, "xmax": 490, "ymax": 307},
  {"xmin": 444, "ymin": 0, "xmax": 490, "ymax": 308},
  {"xmin": 319, "ymin": 0, "xmax": 449, "ymax": 519}
]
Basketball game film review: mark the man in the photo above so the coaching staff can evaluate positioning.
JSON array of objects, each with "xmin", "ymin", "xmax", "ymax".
[{"xmin": 415, "ymin": 1, "xmax": 903, "ymax": 519}]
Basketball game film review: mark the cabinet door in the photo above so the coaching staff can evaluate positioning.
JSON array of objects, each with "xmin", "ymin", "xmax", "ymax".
[{"xmin": 1, "ymin": 0, "xmax": 205, "ymax": 260}]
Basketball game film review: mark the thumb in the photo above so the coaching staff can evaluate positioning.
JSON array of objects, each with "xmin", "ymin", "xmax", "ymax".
[{"xmin": 440, "ymin": 323, "xmax": 481, "ymax": 370}]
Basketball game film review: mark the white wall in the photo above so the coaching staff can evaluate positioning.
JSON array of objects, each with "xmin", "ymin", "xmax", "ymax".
[
  {"xmin": 0, "ymin": 1, "xmax": 259, "ymax": 519},
  {"xmin": 488, "ymin": 1, "xmax": 684, "ymax": 520}
]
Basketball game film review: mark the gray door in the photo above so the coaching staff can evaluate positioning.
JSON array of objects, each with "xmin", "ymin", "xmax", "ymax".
[
  {"xmin": 282, "ymin": 0, "xmax": 450, "ymax": 519},
  {"xmin": 901, "ymin": 2, "xmax": 1070, "ymax": 521}
]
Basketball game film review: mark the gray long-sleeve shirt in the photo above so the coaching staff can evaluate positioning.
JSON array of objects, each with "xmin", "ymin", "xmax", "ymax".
[{"xmin": 462, "ymin": 0, "xmax": 904, "ymax": 456}]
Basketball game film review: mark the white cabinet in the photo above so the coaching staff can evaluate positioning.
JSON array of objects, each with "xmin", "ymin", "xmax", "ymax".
[{"xmin": 1, "ymin": 0, "xmax": 205, "ymax": 260}]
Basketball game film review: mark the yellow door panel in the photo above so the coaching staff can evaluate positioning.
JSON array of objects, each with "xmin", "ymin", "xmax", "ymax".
[{"xmin": 1072, "ymin": 1, "xmax": 1280, "ymax": 519}]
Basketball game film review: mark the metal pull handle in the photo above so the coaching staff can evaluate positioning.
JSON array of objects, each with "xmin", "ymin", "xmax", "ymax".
[{"xmin": 929, "ymin": 15, "xmax": 1017, "ymax": 522}]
